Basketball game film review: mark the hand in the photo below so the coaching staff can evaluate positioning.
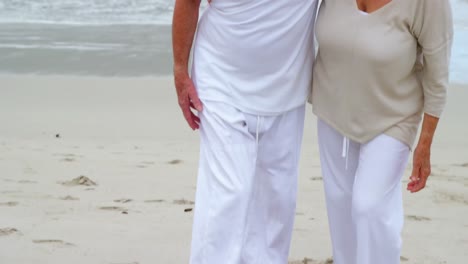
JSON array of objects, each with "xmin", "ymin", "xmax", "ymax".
[
  {"xmin": 407, "ymin": 144, "xmax": 431, "ymax": 193},
  {"xmin": 174, "ymin": 69, "xmax": 203, "ymax": 130}
]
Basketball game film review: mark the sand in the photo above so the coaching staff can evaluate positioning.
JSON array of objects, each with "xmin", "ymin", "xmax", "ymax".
[
  {"xmin": 0, "ymin": 24, "xmax": 173, "ymax": 76},
  {"xmin": 0, "ymin": 75, "xmax": 467, "ymax": 264}
]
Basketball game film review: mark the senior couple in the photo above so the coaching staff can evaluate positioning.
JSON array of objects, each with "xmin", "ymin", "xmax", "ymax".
[{"xmin": 172, "ymin": 0, "xmax": 453, "ymax": 263}]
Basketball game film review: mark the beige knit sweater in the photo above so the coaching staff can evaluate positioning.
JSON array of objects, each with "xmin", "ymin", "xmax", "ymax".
[{"xmin": 310, "ymin": 0, "xmax": 453, "ymax": 148}]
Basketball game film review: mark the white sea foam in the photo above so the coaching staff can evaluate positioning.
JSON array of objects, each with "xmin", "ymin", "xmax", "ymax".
[
  {"xmin": 0, "ymin": 0, "xmax": 208, "ymax": 25},
  {"xmin": 0, "ymin": 43, "xmax": 125, "ymax": 51}
]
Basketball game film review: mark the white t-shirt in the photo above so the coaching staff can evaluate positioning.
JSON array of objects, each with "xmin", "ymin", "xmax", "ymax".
[{"xmin": 191, "ymin": 0, "xmax": 318, "ymax": 116}]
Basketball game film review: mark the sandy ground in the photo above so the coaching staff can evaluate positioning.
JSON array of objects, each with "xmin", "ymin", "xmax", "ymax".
[{"xmin": 0, "ymin": 75, "xmax": 467, "ymax": 264}]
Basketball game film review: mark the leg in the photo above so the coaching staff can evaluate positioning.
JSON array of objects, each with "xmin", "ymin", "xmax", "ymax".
[
  {"xmin": 242, "ymin": 105, "xmax": 306, "ymax": 264},
  {"xmin": 352, "ymin": 134, "xmax": 410, "ymax": 264},
  {"xmin": 317, "ymin": 119, "xmax": 360, "ymax": 264},
  {"xmin": 190, "ymin": 101, "xmax": 257, "ymax": 264}
]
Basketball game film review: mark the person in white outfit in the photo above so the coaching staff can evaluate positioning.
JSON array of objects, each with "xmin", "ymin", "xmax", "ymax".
[
  {"xmin": 172, "ymin": 0, "xmax": 318, "ymax": 263},
  {"xmin": 310, "ymin": 0, "xmax": 453, "ymax": 263}
]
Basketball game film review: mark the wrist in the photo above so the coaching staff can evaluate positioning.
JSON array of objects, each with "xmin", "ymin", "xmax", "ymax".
[
  {"xmin": 417, "ymin": 138, "xmax": 432, "ymax": 150},
  {"xmin": 418, "ymin": 132, "xmax": 434, "ymax": 147},
  {"xmin": 173, "ymin": 63, "xmax": 189, "ymax": 76}
]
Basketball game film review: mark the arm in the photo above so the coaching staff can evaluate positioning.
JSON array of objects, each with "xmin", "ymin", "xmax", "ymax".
[
  {"xmin": 407, "ymin": 114, "xmax": 439, "ymax": 193},
  {"xmin": 407, "ymin": 0, "xmax": 453, "ymax": 193},
  {"xmin": 172, "ymin": 0, "xmax": 203, "ymax": 130}
]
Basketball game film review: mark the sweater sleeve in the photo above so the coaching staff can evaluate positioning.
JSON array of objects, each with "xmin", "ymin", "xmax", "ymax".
[{"xmin": 412, "ymin": 0, "xmax": 454, "ymax": 117}]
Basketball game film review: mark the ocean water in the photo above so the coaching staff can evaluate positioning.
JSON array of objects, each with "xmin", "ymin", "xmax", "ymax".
[
  {"xmin": 0, "ymin": 0, "xmax": 199, "ymax": 76},
  {"xmin": 451, "ymin": 0, "xmax": 468, "ymax": 84},
  {"xmin": 0, "ymin": 0, "xmax": 178, "ymax": 25},
  {"xmin": 0, "ymin": 0, "xmax": 466, "ymax": 82}
]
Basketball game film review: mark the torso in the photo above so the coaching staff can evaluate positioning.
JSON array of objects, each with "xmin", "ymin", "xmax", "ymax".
[
  {"xmin": 191, "ymin": 0, "xmax": 319, "ymax": 115},
  {"xmin": 311, "ymin": 0, "xmax": 423, "ymax": 147}
]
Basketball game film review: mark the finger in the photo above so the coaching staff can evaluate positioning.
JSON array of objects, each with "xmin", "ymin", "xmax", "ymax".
[
  {"xmin": 183, "ymin": 110, "xmax": 197, "ymax": 130},
  {"xmin": 410, "ymin": 177, "xmax": 427, "ymax": 193},
  {"xmin": 407, "ymin": 180, "xmax": 417, "ymax": 190},
  {"xmin": 410, "ymin": 164, "xmax": 420, "ymax": 182},
  {"xmin": 408, "ymin": 174, "xmax": 428, "ymax": 193},
  {"xmin": 192, "ymin": 112, "xmax": 201, "ymax": 125},
  {"xmin": 412, "ymin": 168, "xmax": 430, "ymax": 192},
  {"xmin": 410, "ymin": 175, "xmax": 420, "ymax": 182},
  {"xmin": 187, "ymin": 84, "xmax": 203, "ymax": 112},
  {"xmin": 407, "ymin": 172, "xmax": 421, "ymax": 192},
  {"xmin": 407, "ymin": 180, "xmax": 419, "ymax": 192},
  {"xmin": 407, "ymin": 164, "xmax": 421, "ymax": 192},
  {"xmin": 190, "ymin": 111, "xmax": 200, "ymax": 129},
  {"xmin": 189, "ymin": 101, "xmax": 198, "ymax": 110},
  {"xmin": 186, "ymin": 103, "xmax": 201, "ymax": 129},
  {"xmin": 190, "ymin": 101, "xmax": 203, "ymax": 116},
  {"xmin": 181, "ymin": 101, "xmax": 198, "ymax": 130}
]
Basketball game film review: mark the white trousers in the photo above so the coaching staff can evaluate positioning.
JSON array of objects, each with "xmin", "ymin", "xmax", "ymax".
[
  {"xmin": 189, "ymin": 101, "xmax": 305, "ymax": 264},
  {"xmin": 317, "ymin": 119, "xmax": 410, "ymax": 264}
]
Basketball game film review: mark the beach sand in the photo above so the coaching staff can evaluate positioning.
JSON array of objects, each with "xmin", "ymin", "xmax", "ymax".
[{"xmin": 0, "ymin": 75, "xmax": 467, "ymax": 263}]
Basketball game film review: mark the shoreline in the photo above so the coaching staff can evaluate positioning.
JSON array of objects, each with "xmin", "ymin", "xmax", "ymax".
[
  {"xmin": 0, "ymin": 73, "xmax": 174, "ymax": 79},
  {"xmin": 1, "ymin": 72, "xmax": 466, "ymax": 84}
]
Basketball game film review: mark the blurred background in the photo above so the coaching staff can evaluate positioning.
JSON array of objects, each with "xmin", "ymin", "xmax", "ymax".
[
  {"xmin": 0, "ymin": 0, "xmax": 466, "ymax": 82},
  {"xmin": 0, "ymin": 0, "xmax": 205, "ymax": 76}
]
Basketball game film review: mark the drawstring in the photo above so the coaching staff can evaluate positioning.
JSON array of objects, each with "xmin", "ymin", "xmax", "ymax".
[{"xmin": 342, "ymin": 136, "xmax": 350, "ymax": 170}]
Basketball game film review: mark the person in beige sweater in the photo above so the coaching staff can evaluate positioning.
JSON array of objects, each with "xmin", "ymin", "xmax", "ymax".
[{"xmin": 310, "ymin": 0, "xmax": 453, "ymax": 263}]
